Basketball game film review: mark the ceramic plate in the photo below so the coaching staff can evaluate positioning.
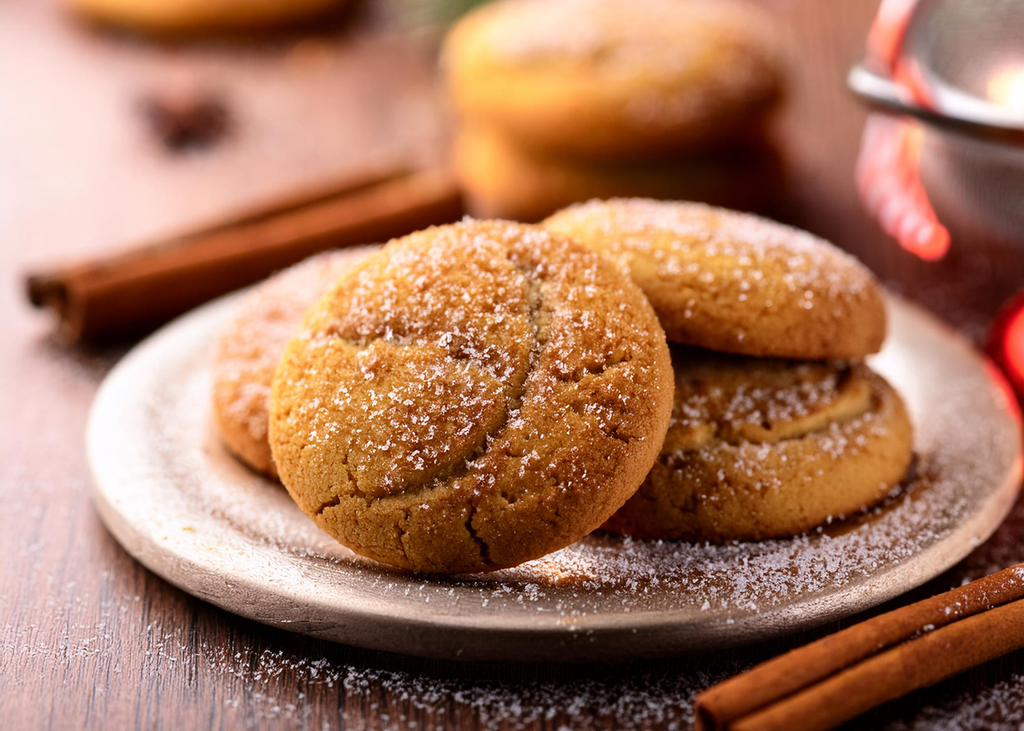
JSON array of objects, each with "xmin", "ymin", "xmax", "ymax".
[{"xmin": 88, "ymin": 294, "xmax": 1022, "ymax": 661}]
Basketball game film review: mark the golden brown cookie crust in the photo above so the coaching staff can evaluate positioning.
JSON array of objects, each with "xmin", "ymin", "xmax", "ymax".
[
  {"xmin": 543, "ymin": 199, "xmax": 887, "ymax": 359},
  {"xmin": 443, "ymin": 0, "xmax": 785, "ymax": 161},
  {"xmin": 212, "ymin": 247, "xmax": 378, "ymax": 478},
  {"xmin": 269, "ymin": 220, "xmax": 674, "ymax": 574},
  {"xmin": 604, "ymin": 351, "xmax": 914, "ymax": 541},
  {"xmin": 453, "ymin": 124, "xmax": 785, "ymax": 223}
]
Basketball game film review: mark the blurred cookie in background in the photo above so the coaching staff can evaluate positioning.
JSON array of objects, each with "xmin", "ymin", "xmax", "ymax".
[
  {"xmin": 69, "ymin": 0, "xmax": 353, "ymax": 35},
  {"xmin": 443, "ymin": 0, "xmax": 786, "ymax": 161},
  {"xmin": 454, "ymin": 124, "xmax": 785, "ymax": 222},
  {"xmin": 442, "ymin": 0, "xmax": 789, "ymax": 220}
]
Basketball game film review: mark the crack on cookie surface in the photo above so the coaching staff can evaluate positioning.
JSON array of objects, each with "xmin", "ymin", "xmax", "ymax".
[
  {"xmin": 315, "ymin": 494, "xmax": 343, "ymax": 516},
  {"xmin": 338, "ymin": 254, "xmax": 548, "ymax": 511},
  {"xmin": 464, "ymin": 504, "xmax": 491, "ymax": 565}
]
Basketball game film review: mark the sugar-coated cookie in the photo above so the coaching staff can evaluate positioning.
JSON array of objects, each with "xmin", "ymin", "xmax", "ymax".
[
  {"xmin": 453, "ymin": 125, "xmax": 784, "ymax": 222},
  {"xmin": 212, "ymin": 247, "xmax": 378, "ymax": 478},
  {"xmin": 443, "ymin": 0, "xmax": 785, "ymax": 161},
  {"xmin": 70, "ymin": 0, "xmax": 347, "ymax": 34},
  {"xmin": 604, "ymin": 350, "xmax": 914, "ymax": 541},
  {"xmin": 543, "ymin": 199, "xmax": 886, "ymax": 360},
  {"xmin": 269, "ymin": 220, "xmax": 674, "ymax": 573}
]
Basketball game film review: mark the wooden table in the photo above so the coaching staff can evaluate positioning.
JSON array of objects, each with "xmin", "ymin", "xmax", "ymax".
[{"xmin": 2, "ymin": 1, "xmax": 1021, "ymax": 729}]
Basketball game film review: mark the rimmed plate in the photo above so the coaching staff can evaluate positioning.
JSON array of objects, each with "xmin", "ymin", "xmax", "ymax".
[{"xmin": 88, "ymin": 294, "xmax": 1022, "ymax": 662}]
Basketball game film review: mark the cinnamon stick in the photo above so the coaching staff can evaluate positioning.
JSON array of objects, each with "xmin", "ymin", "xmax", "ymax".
[
  {"xmin": 695, "ymin": 563, "xmax": 1024, "ymax": 731},
  {"xmin": 25, "ymin": 165, "xmax": 463, "ymax": 342}
]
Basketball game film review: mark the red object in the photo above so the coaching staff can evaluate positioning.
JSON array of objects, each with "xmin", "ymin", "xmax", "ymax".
[
  {"xmin": 858, "ymin": 0, "xmax": 950, "ymax": 261},
  {"xmin": 855, "ymin": 116, "xmax": 950, "ymax": 261},
  {"xmin": 867, "ymin": 0, "xmax": 918, "ymax": 69},
  {"xmin": 988, "ymin": 291, "xmax": 1024, "ymax": 400}
]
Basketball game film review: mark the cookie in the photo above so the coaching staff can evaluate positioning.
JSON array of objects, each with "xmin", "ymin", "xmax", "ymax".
[
  {"xmin": 454, "ymin": 124, "xmax": 785, "ymax": 222},
  {"xmin": 604, "ymin": 350, "xmax": 914, "ymax": 541},
  {"xmin": 442, "ymin": 0, "xmax": 785, "ymax": 161},
  {"xmin": 70, "ymin": 0, "xmax": 347, "ymax": 34},
  {"xmin": 269, "ymin": 220, "xmax": 674, "ymax": 573},
  {"xmin": 543, "ymin": 199, "xmax": 886, "ymax": 360},
  {"xmin": 212, "ymin": 247, "xmax": 378, "ymax": 478}
]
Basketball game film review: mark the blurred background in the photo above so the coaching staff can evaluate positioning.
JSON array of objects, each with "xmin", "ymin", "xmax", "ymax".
[{"xmin": 4, "ymin": 0, "xmax": 1021, "ymax": 354}]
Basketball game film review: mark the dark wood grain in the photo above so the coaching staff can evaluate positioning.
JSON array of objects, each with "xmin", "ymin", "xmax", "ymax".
[{"xmin": 1, "ymin": 1, "xmax": 1021, "ymax": 730}]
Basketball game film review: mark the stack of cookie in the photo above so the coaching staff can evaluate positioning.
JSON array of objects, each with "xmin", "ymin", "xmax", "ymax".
[
  {"xmin": 542, "ymin": 199, "xmax": 914, "ymax": 542},
  {"xmin": 212, "ymin": 199, "xmax": 913, "ymax": 573},
  {"xmin": 442, "ymin": 0, "xmax": 788, "ymax": 222}
]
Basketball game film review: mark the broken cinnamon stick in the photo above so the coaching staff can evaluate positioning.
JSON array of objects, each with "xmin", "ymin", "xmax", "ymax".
[
  {"xmin": 695, "ymin": 563, "xmax": 1024, "ymax": 731},
  {"xmin": 25, "ymin": 164, "xmax": 463, "ymax": 342}
]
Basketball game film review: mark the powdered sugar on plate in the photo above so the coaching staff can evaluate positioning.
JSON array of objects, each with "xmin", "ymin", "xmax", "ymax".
[{"xmin": 87, "ymin": 291, "xmax": 1022, "ymax": 661}]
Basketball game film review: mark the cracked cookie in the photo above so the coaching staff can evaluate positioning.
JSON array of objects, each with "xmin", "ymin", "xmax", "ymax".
[
  {"xmin": 442, "ymin": 0, "xmax": 785, "ymax": 161},
  {"xmin": 543, "ymin": 199, "xmax": 887, "ymax": 359},
  {"xmin": 269, "ymin": 220, "xmax": 674, "ymax": 573},
  {"xmin": 213, "ymin": 247, "xmax": 378, "ymax": 478},
  {"xmin": 603, "ymin": 349, "xmax": 914, "ymax": 541}
]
